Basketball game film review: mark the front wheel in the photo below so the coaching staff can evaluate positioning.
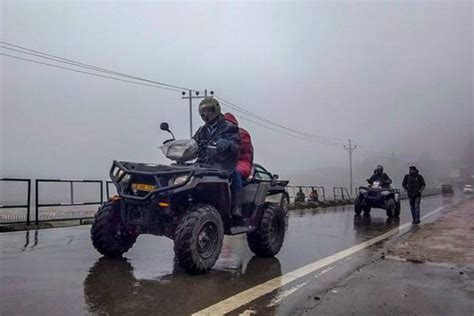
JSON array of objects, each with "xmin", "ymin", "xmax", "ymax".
[
  {"xmin": 280, "ymin": 193, "xmax": 290, "ymax": 231},
  {"xmin": 363, "ymin": 206, "xmax": 371, "ymax": 214},
  {"xmin": 91, "ymin": 199, "xmax": 138, "ymax": 257},
  {"xmin": 174, "ymin": 205, "xmax": 224, "ymax": 274},
  {"xmin": 354, "ymin": 197, "xmax": 363, "ymax": 215},
  {"xmin": 247, "ymin": 203, "xmax": 286, "ymax": 257}
]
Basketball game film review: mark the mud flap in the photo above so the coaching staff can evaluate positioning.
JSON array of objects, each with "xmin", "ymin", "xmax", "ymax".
[{"xmin": 250, "ymin": 182, "xmax": 271, "ymax": 226}]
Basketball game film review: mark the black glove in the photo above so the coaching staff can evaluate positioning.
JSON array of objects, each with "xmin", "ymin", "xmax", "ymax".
[{"xmin": 216, "ymin": 139, "xmax": 231, "ymax": 153}]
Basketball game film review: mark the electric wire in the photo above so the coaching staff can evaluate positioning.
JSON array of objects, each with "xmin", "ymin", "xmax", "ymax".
[
  {"xmin": 0, "ymin": 41, "xmax": 346, "ymax": 145},
  {"xmin": 216, "ymin": 96, "xmax": 346, "ymax": 144},
  {"xmin": 0, "ymin": 52, "xmax": 183, "ymax": 92},
  {"xmin": 0, "ymin": 41, "xmax": 398, "ymax": 158},
  {"xmin": 0, "ymin": 41, "xmax": 196, "ymax": 92}
]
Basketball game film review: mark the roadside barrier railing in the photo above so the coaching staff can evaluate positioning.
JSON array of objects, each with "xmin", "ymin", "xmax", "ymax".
[
  {"xmin": 333, "ymin": 187, "xmax": 351, "ymax": 202},
  {"xmin": 0, "ymin": 178, "xmax": 32, "ymax": 225},
  {"xmin": 106, "ymin": 180, "xmax": 116, "ymax": 199},
  {"xmin": 0, "ymin": 177, "xmax": 446, "ymax": 225},
  {"xmin": 35, "ymin": 179, "xmax": 103, "ymax": 225}
]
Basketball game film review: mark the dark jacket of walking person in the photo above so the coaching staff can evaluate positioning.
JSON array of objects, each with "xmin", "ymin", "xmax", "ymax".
[
  {"xmin": 223, "ymin": 112, "xmax": 254, "ymax": 179},
  {"xmin": 402, "ymin": 166, "xmax": 426, "ymax": 224}
]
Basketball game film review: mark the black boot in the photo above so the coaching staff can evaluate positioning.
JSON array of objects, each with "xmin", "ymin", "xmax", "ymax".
[{"xmin": 232, "ymin": 191, "xmax": 245, "ymax": 225}]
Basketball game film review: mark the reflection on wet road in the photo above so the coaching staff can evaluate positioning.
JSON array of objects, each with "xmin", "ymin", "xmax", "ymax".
[{"xmin": 0, "ymin": 195, "xmax": 458, "ymax": 315}]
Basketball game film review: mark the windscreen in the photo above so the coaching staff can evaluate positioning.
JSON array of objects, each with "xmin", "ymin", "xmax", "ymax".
[{"xmin": 160, "ymin": 139, "xmax": 198, "ymax": 162}]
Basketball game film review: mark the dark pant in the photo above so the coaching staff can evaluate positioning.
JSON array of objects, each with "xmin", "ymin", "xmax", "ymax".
[
  {"xmin": 230, "ymin": 170, "xmax": 243, "ymax": 193},
  {"xmin": 409, "ymin": 196, "xmax": 421, "ymax": 222}
]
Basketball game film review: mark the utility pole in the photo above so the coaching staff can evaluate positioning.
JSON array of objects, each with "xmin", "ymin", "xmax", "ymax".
[
  {"xmin": 344, "ymin": 139, "xmax": 357, "ymax": 196},
  {"xmin": 181, "ymin": 89, "xmax": 214, "ymax": 138},
  {"xmin": 390, "ymin": 152, "xmax": 396, "ymax": 186}
]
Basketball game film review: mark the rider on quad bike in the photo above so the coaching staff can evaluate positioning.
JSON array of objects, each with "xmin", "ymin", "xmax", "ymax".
[
  {"xmin": 91, "ymin": 97, "xmax": 288, "ymax": 275},
  {"xmin": 355, "ymin": 165, "xmax": 400, "ymax": 218},
  {"xmin": 193, "ymin": 98, "xmax": 243, "ymax": 222},
  {"xmin": 367, "ymin": 165, "xmax": 392, "ymax": 188}
]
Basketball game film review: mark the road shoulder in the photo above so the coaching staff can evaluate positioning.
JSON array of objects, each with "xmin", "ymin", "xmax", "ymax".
[{"xmin": 296, "ymin": 198, "xmax": 474, "ymax": 315}]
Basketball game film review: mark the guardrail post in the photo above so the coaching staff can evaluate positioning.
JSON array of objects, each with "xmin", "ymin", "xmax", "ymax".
[
  {"xmin": 27, "ymin": 180, "xmax": 31, "ymax": 225},
  {"xmin": 70, "ymin": 182, "xmax": 74, "ymax": 205},
  {"xmin": 100, "ymin": 181, "xmax": 104, "ymax": 204},
  {"xmin": 35, "ymin": 179, "xmax": 39, "ymax": 225}
]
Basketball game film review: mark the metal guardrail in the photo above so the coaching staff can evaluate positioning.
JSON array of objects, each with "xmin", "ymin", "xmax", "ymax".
[
  {"xmin": 0, "ymin": 178, "xmax": 31, "ymax": 225},
  {"xmin": 0, "ymin": 176, "xmax": 445, "ymax": 224},
  {"xmin": 333, "ymin": 187, "xmax": 351, "ymax": 201},
  {"xmin": 35, "ymin": 179, "xmax": 103, "ymax": 225},
  {"xmin": 288, "ymin": 185, "xmax": 326, "ymax": 202},
  {"xmin": 105, "ymin": 180, "xmax": 117, "ymax": 199}
]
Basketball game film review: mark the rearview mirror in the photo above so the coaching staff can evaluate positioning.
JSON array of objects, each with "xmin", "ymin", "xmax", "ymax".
[
  {"xmin": 160, "ymin": 122, "xmax": 170, "ymax": 131},
  {"xmin": 160, "ymin": 122, "xmax": 175, "ymax": 140},
  {"xmin": 273, "ymin": 174, "xmax": 279, "ymax": 180}
]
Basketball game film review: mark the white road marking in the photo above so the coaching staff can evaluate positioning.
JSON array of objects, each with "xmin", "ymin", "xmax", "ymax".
[
  {"xmin": 315, "ymin": 266, "xmax": 334, "ymax": 278},
  {"xmin": 193, "ymin": 205, "xmax": 448, "ymax": 316},
  {"xmin": 266, "ymin": 281, "xmax": 309, "ymax": 307}
]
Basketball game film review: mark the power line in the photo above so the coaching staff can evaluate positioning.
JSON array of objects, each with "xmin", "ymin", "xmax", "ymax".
[
  {"xmin": 216, "ymin": 96, "xmax": 346, "ymax": 144},
  {"xmin": 0, "ymin": 41, "xmax": 349, "ymax": 147},
  {"xmin": 1, "ymin": 41, "xmax": 399, "ymax": 158},
  {"xmin": 0, "ymin": 41, "xmax": 197, "ymax": 92},
  {"xmin": 220, "ymin": 104, "xmax": 342, "ymax": 146},
  {"xmin": 220, "ymin": 103, "xmax": 342, "ymax": 146},
  {"xmin": 1, "ymin": 46, "xmax": 342, "ymax": 147},
  {"xmin": 0, "ymin": 52, "xmax": 183, "ymax": 92}
]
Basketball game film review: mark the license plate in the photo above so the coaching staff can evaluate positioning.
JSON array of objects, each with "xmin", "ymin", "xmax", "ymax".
[{"xmin": 131, "ymin": 183, "xmax": 155, "ymax": 192}]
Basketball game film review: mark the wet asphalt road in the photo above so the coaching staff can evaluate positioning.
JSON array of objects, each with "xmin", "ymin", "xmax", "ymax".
[{"xmin": 0, "ymin": 195, "xmax": 459, "ymax": 315}]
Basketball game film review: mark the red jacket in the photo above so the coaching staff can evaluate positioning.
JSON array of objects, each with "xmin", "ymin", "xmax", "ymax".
[{"xmin": 224, "ymin": 113, "xmax": 254, "ymax": 178}]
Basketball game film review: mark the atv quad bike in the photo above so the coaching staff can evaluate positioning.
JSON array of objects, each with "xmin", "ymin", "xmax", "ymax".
[
  {"xmin": 354, "ymin": 180, "xmax": 401, "ymax": 218},
  {"xmin": 91, "ymin": 122, "xmax": 289, "ymax": 274}
]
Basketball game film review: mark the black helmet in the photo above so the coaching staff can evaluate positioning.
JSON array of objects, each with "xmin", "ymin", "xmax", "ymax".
[
  {"xmin": 375, "ymin": 165, "xmax": 384, "ymax": 174},
  {"xmin": 198, "ymin": 97, "xmax": 221, "ymax": 124}
]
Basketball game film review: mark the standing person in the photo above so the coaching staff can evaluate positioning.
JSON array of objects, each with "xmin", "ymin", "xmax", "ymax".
[
  {"xmin": 193, "ymin": 98, "xmax": 242, "ymax": 220},
  {"xmin": 402, "ymin": 166, "xmax": 426, "ymax": 224}
]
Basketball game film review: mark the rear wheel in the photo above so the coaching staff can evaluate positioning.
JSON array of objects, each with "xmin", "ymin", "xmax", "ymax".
[
  {"xmin": 394, "ymin": 200, "xmax": 401, "ymax": 217},
  {"xmin": 174, "ymin": 205, "xmax": 224, "ymax": 274},
  {"xmin": 385, "ymin": 199, "xmax": 396, "ymax": 218},
  {"xmin": 247, "ymin": 203, "xmax": 286, "ymax": 257},
  {"xmin": 91, "ymin": 199, "xmax": 138, "ymax": 257}
]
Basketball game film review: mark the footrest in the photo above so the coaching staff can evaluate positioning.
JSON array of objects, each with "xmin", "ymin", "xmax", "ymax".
[{"xmin": 230, "ymin": 225, "xmax": 253, "ymax": 235}]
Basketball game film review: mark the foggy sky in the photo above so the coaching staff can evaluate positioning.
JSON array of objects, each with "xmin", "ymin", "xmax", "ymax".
[{"xmin": 1, "ymin": 1, "xmax": 472, "ymax": 188}]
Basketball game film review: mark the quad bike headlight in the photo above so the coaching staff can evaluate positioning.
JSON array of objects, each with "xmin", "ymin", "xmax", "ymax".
[
  {"xmin": 115, "ymin": 169, "xmax": 131, "ymax": 182},
  {"xmin": 173, "ymin": 175, "xmax": 190, "ymax": 185}
]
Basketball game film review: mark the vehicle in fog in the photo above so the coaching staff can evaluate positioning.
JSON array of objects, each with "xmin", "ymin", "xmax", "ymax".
[
  {"xmin": 91, "ymin": 122, "xmax": 289, "ymax": 274},
  {"xmin": 441, "ymin": 184, "xmax": 454, "ymax": 196},
  {"xmin": 463, "ymin": 184, "xmax": 473, "ymax": 195},
  {"xmin": 354, "ymin": 180, "xmax": 401, "ymax": 218}
]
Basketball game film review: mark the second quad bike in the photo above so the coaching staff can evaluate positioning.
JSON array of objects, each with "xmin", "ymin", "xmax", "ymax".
[
  {"xmin": 91, "ymin": 122, "xmax": 289, "ymax": 274},
  {"xmin": 354, "ymin": 180, "xmax": 401, "ymax": 218}
]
